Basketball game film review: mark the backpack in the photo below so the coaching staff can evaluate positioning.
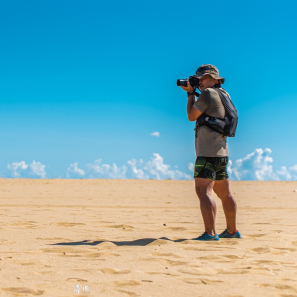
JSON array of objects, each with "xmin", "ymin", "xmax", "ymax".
[{"xmin": 196, "ymin": 87, "xmax": 238, "ymax": 137}]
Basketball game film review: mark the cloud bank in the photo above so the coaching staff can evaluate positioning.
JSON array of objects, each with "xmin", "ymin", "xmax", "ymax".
[
  {"xmin": 6, "ymin": 160, "xmax": 46, "ymax": 178},
  {"xmin": 67, "ymin": 153, "xmax": 191, "ymax": 180},
  {"xmin": 227, "ymin": 148, "xmax": 297, "ymax": 181},
  {"xmin": 2, "ymin": 148, "xmax": 297, "ymax": 180}
]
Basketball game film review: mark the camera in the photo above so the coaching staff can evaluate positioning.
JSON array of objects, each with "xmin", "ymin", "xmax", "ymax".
[{"xmin": 176, "ymin": 76, "xmax": 200, "ymax": 88}]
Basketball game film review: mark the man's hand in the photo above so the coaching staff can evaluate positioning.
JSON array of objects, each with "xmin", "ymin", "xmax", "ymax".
[{"xmin": 179, "ymin": 80, "xmax": 194, "ymax": 93}]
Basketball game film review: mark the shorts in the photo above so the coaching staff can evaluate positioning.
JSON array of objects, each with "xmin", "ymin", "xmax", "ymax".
[{"xmin": 193, "ymin": 157, "xmax": 229, "ymax": 180}]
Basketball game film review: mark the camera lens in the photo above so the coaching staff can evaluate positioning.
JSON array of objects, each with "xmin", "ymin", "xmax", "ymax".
[{"xmin": 176, "ymin": 79, "xmax": 188, "ymax": 87}]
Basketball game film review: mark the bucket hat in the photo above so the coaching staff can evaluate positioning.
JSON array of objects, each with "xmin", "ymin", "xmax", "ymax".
[{"xmin": 194, "ymin": 64, "xmax": 225, "ymax": 84}]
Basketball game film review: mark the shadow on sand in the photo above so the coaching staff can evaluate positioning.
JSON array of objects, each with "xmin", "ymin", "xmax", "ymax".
[{"xmin": 51, "ymin": 237, "xmax": 191, "ymax": 247}]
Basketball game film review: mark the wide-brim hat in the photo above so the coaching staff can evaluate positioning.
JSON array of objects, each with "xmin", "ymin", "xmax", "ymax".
[{"xmin": 194, "ymin": 64, "xmax": 225, "ymax": 84}]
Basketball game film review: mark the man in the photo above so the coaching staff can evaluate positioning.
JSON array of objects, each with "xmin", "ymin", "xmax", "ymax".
[{"xmin": 180, "ymin": 64, "xmax": 241, "ymax": 241}]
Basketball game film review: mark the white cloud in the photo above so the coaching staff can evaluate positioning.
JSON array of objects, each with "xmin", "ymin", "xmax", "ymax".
[
  {"xmin": 127, "ymin": 159, "xmax": 145, "ymax": 179},
  {"xmin": 276, "ymin": 166, "xmax": 292, "ymax": 180},
  {"xmin": 143, "ymin": 153, "xmax": 191, "ymax": 180},
  {"xmin": 86, "ymin": 159, "xmax": 127, "ymax": 179},
  {"xmin": 80, "ymin": 151, "xmax": 297, "ymax": 180},
  {"xmin": 228, "ymin": 148, "xmax": 297, "ymax": 181},
  {"xmin": 66, "ymin": 163, "xmax": 85, "ymax": 179},
  {"xmin": 289, "ymin": 164, "xmax": 297, "ymax": 180},
  {"xmin": 188, "ymin": 163, "xmax": 194, "ymax": 172},
  {"xmin": 67, "ymin": 154, "xmax": 192, "ymax": 180},
  {"xmin": 7, "ymin": 160, "xmax": 46, "ymax": 178},
  {"xmin": 7, "ymin": 161, "xmax": 28, "ymax": 178},
  {"xmin": 30, "ymin": 161, "xmax": 46, "ymax": 178},
  {"xmin": 290, "ymin": 164, "xmax": 297, "ymax": 172},
  {"xmin": 150, "ymin": 131, "xmax": 160, "ymax": 137},
  {"xmin": 227, "ymin": 148, "xmax": 278, "ymax": 181},
  {"xmin": 5, "ymin": 149, "xmax": 297, "ymax": 181}
]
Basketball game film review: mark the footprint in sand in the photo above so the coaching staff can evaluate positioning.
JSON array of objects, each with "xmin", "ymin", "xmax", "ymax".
[
  {"xmin": 105, "ymin": 224, "xmax": 134, "ymax": 229},
  {"xmin": 54, "ymin": 222, "xmax": 85, "ymax": 227},
  {"xmin": 20, "ymin": 262, "xmax": 36, "ymax": 266},
  {"xmin": 251, "ymin": 259, "xmax": 282, "ymax": 265},
  {"xmin": 42, "ymin": 247, "xmax": 90, "ymax": 256},
  {"xmin": 182, "ymin": 278, "xmax": 223, "ymax": 285},
  {"xmin": 1, "ymin": 287, "xmax": 44, "ymax": 295},
  {"xmin": 164, "ymin": 259, "xmax": 188, "ymax": 266},
  {"xmin": 67, "ymin": 278, "xmax": 88, "ymax": 282},
  {"xmin": 258, "ymin": 283, "xmax": 297, "ymax": 293},
  {"xmin": 245, "ymin": 234, "xmax": 266, "ymax": 238},
  {"xmin": 151, "ymin": 252, "xmax": 181, "ymax": 258},
  {"xmin": 182, "ymin": 246, "xmax": 221, "ymax": 251},
  {"xmin": 116, "ymin": 289, "xmax": 140, "ymax": 297},
  {"xmin": 182, "ymin": 278, "xmax": 203, "ymax": 285},
  {"xmin": 139, "ymin": 256, "xmax": 168, "ymax": 264},
  {"xmin": 280, "ymin": 278, "xmax": 297, "ymax": 282},
  {"xmin": 113, "ymin": 280, "xmax": 141, "ymax": 287},
  {"xmin": 251, "ymin": 267, "xmax": 275, "ymax": 276},
  {"xmin": 216, "ymin": 268, "xmax": 250, "ymax": 275},
  {"xmin": 100, "ymin": 268, "xmax": 130, "ymax": 274},
  {"xmin": 221, "ymin": 254, "xmax": 242, "ymax": 259},
  {"xmin": 196, "ymin": 255, "xmax": 223, "ymax": 261},
  {"xmin": 251, "ymin": 247, "xmax": 292, "ymax": 255},
  {"xmin": 168, "ymin": 227, "xmax": 187, "ymax": 231},
  {"xmin": 178, "ymin": 267, "xmax": 217, "ymax": 276},
  {"xmin": 250, "ymin": 247, "xmax": 271, "ymax": 254},
  {"xmin": 219, "ymin": 240, "xmax": 239, "ymax": 246},
  {"xmin": 10, "ymin": 221, "xmax": 37, "ymax": 229},
  {"xmin": 274, "ymin": 247, "xmax": 297, "ymax": 252},
  {"xmin": 83, "ymin": 252, "xmax": 102, "ymax": 258},
  {"xmin": 36, "ymin": 237, "xmax": 67, "ymax": 241}
]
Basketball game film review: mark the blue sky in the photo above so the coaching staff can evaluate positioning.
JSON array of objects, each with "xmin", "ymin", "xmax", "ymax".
[{"xmin": 1, "ymin": 0, "xmax": 297, "ymax": 179}]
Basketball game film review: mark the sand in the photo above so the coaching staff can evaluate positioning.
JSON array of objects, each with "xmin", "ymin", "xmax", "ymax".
[{"xmin": 1, "ymin": 179, "xmax": 297, "ymax": 297}]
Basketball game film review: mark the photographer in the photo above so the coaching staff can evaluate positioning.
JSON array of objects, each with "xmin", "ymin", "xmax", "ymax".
[{"xmin": 179, "ymin": 64, "xmax": 240, "ymax": 241}]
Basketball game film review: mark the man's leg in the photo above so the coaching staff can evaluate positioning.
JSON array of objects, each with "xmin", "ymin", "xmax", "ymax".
[
  {"xmin": 213, "ymin": 179, "xmax": 237, "ymax": 234},
  {"xmin": 195, "ymin": 177, "xmax": 216, "ymax": 235}
]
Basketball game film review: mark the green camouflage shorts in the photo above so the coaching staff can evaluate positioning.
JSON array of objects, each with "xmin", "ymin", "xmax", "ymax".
[{"xmin": 194, "ymin": 157, "xmax": 229, "ymax": 180}]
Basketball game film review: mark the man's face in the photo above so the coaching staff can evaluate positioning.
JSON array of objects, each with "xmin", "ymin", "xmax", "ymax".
[{"xmin": 199, "ymin": 75, "xmax": 216, "ymax": 91}]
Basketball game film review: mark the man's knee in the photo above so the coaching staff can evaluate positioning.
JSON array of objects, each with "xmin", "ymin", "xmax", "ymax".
[
  {"xmin": 223, "ymin": 193, "xmax": 234, "ymax": 202},
  {"xmin": 214, "ymin": 188, "xmax": 229, "ymax": 198},
  {"xmin": 216, "ymin": 191, "xmax": 237, "ymax": 208},
  {"xmin": 213, "ymin": 179, "xmax": 231, "ymax": 199},
  {"xmin": 195, "ymin": 178, "xmax": 214, "ymax": 195},
  {"xmin": 195, "ymin": 186, "xmax": 214, "ymax": 203},
  {"xmin": 195, "ymin": 184, "xmax": 211, "ymax": 198},
  {"xmin": 215, "ymin": 190, "xmax": 233, "ymax": 201}
]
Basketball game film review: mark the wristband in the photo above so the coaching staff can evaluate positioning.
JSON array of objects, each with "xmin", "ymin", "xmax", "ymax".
[{"xmin": 187, "ymin": 92, "xmax": 194, "ymax": 96}]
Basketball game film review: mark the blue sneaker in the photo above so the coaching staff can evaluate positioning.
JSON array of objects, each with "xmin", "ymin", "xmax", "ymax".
[
  {"xmin": 219, "ymin": 229, "xmax": 241, "ymax": 238},
  {"xmin": 193, "ymin": 232, "xmax": 220, "ymax": 241}
]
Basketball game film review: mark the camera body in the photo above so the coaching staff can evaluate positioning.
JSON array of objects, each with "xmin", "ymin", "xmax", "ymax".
[{"xmin": 176, "ymin": 76, "xmax": 200, "ymax": 88}]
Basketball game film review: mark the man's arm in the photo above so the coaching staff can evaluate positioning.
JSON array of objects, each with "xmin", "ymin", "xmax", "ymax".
[
  {"xmin": 180, "ymin": 82, "xmax": 202, "ymax": 122},
  {"xmin": 187, "ymin": 93, "xmax": 202, "ymax": 121}
]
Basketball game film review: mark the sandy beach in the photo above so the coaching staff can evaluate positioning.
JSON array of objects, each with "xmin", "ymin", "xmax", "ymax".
[{"xmin": 1, "ymin": 179, "xmax": 297, "ymax": 297}]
